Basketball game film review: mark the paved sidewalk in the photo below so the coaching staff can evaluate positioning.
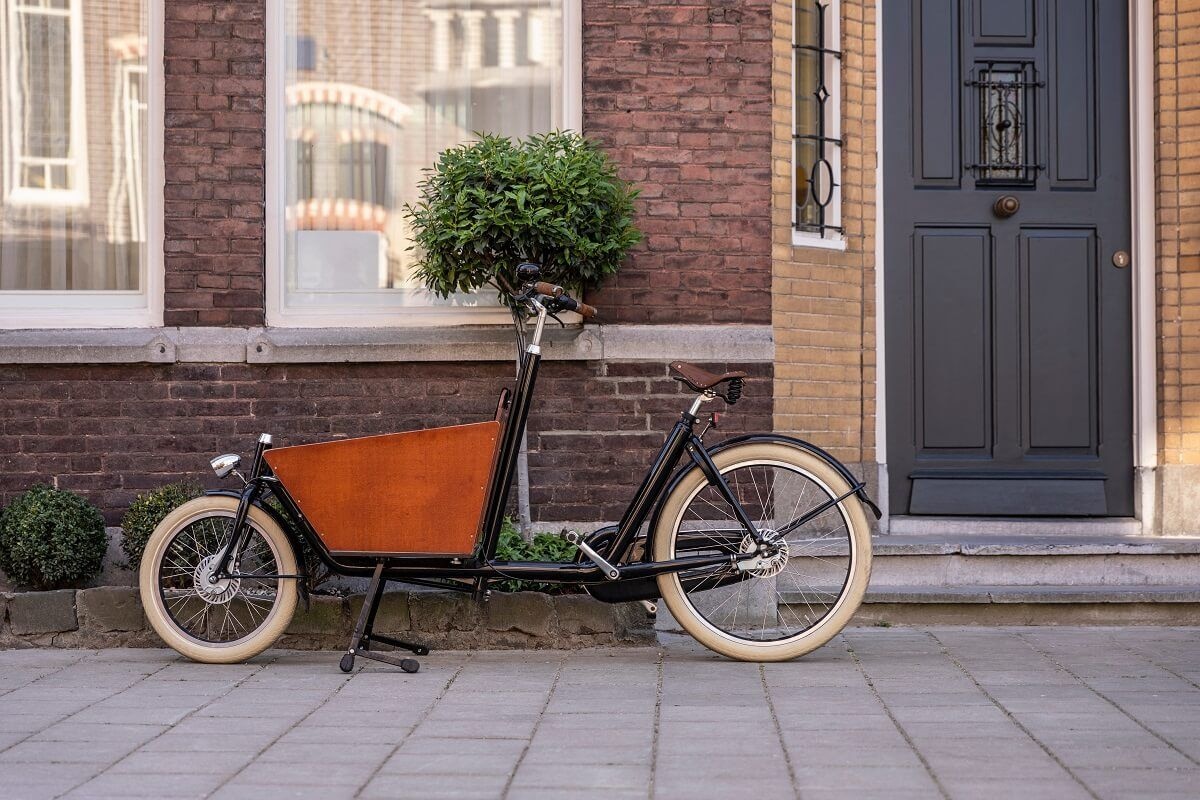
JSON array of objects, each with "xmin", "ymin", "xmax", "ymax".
[{"xmin": 0, "ymin": 627, "xmax": 1198, "ymax": 799}]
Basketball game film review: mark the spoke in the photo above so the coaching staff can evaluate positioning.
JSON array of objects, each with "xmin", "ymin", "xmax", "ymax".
[{"xmin": 674, "ymin": 459, "xmax": 857, "ymax": 643}]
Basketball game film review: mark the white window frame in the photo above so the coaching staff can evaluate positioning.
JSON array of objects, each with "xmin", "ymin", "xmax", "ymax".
[
  {"xmin": 0, "ymin": 0, "xmax": 163, "ymax": 328},
  {"xmin": 265, "ymin": 0, "xmax": 583, "ymax": 328},
  {"xmin": 2, "ymin": 0, "xmax": 88, "ymax": 207},
  {"xmin": 791, "ymin": 0, "xmax": 845, "ymax": 251}
]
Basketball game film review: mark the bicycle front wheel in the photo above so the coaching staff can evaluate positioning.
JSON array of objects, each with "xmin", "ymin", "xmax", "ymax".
[
  {"xmin": 139, "ymin": 495, "xmax": 298, "ymax": 664},
  {"xmin": 653, "ymin": 442, "xmax": 872, "ymax": 661}
]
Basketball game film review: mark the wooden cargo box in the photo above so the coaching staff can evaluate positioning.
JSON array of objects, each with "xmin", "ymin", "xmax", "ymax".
[{"xmin": 264, "ymin": 421, "xmax": 501, "ymax": 556}]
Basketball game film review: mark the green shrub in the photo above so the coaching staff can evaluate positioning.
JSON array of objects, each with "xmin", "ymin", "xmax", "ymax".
[
  {"xmin": 0, "ymin": 485, "xmax": 108, "ymax": 590},
  {"xmin": 492, "ymin": 518, "xmax": 578, "ymax": 594},
  {"xmin": 405, "ymin": 131, "xmax": 641, "ymax": 300},
  {"xmin": 120, "ymin": 482, "xmax": 203, "ymax": 572}
]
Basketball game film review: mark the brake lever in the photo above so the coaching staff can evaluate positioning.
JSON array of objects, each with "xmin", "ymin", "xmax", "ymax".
[{"xmin": 546, "ymin": 310, "xmax": 566, "ymax": 328}]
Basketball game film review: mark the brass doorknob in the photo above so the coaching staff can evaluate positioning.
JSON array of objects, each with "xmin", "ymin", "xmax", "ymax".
[{"xmin": 993, "ymin": 195, "xmax": 1020, "ymax": 218}]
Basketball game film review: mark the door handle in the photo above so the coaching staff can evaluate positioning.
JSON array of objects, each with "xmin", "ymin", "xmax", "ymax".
[{"xmin": 992, "ymin": 195, "xmax": 1020, "ymax": 218}]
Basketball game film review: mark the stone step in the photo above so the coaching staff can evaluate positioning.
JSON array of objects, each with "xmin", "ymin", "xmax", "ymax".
[
  {"xmin": 885, "ymin": 516, "xmax": 1145, "ymax": 536},
  {"xmin": 828, "ymin": 533, "xmax": 1200, "ymax": 588},
  {"xmin": 781, "ymin": 584, "xmax": 1200, "ymax": 605},
  {"xmin": 842, "ymin": 583, "xmax": 1200, "ymax": 626}
]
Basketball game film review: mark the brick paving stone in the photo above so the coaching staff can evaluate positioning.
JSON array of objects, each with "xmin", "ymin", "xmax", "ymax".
[{"xmin": 2, "ymin": 627, "xmax": 1200, "ymax": 798}]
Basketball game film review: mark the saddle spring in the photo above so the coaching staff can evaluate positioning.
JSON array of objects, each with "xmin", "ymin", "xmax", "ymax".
[{"xmin": 720, "ymin": 377, "xmax": 744, "ymax": 405}]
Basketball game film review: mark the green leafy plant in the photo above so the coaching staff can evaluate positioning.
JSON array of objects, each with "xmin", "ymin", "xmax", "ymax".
[
  {"xmin": 0, "ymin": 485, "xmax": 108, "ymax": 590},
  {"xmin": 405, "ymin": 131, "xmax": 641, "ymax": 299},
  {"xmin": 492, "ymin": 518, "xmax": 579, "ymax": 594},
  {"xmin": 120, "ymin": 482, "xmax": 203, "ymax": 572}
]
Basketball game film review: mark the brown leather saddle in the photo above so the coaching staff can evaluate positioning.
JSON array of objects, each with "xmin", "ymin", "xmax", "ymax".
[{"xmin": 669, "ymin": 361, "xmax": 747, "ymax": 393}]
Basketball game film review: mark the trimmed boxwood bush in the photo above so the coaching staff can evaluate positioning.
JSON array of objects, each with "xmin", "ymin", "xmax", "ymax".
[
  {"xmin": 0, "ymin": 485, "xmax": 108, "ymax": 590},
  {"xmin": 405, "ymin": 131, "xmax": 640, "ymax": 300},
  {"xmin": 120, "ymin": 482, "xmax": 203, "ymax": 572}
]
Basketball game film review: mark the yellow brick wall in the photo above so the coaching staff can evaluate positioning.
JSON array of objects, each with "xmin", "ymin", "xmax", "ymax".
[
  {"xmin": 770, "ymin": 0, "xmax": 877, "ymax": 468},
  {"xmin": 1157, "ymin": 0, "xmax": 1200, "ymax": 467},
  {"xmin": 775, "ymin": 1, "xmax": 1199, "ymax": 528}
]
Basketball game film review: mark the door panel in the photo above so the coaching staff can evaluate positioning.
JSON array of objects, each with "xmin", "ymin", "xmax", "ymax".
[
  {"xmin": 915, "ymin": 228, "xmax": 992, "ymax": 453},
  {"xmin": 884, "ymin": 0, "xmax": 1132, "ymax": 516},
  {"xmin": 914, "ymin": 0, "xmax": 961, "ymax": 185},
  {"xmin": 1022, "ymin": 229, "xmax": 1098, "ymax": 453}
]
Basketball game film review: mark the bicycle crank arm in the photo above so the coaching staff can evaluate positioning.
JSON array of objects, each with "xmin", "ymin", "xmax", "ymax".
[{"xmin": 565, "ymin": 531, "xmax": 620, "ymax": 580}]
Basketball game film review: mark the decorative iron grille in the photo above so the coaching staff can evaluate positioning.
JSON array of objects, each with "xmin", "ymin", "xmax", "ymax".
[
  {"xmin": 965, "ymin": 62, "xmax": 1044, "ymax": 184},
  {"xmin": 793, "ymin": 0, "xmax": 842, "ymax": 236}
]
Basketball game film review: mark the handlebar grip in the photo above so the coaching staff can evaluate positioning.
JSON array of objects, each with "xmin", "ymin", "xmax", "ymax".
[
  {"xmin": 533, "ymin": 281, "xmax": 564, "ymax": 298},
  {"xmin": 557, "ymin": 295, "xmax": 598, "ymax": 320}
]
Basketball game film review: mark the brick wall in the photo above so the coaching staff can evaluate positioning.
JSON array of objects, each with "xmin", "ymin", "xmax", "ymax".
[
  {"xmin": 163, "ymin": 0, "xmax": 266, "ymax": 326},
  {"xmin": 769, "ymin": 0, "xmax": 876, "ymax": 470},
  {"xmin": 1156, "ymin": 0, "xmax": 1200, "ymax": 468},
  {"xmin": 584, "ymin": 0, "xmax": 773, "ymax": 325},
  {"xmin": 157, "ymin": 0, "xmax": 773, "ymax": 326},
  {"xmin": 2, "ymin": 1, "xmax": 776, "ymax": 527},
  {"xmin": 0, "ymin": 361, "xmax": 770, "ymax": 525}
]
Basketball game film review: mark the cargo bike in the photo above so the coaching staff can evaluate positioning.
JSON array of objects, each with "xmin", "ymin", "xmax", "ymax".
[{"xmin": 139, "ymin": 264, "xmax": 878, "ymax": 671}]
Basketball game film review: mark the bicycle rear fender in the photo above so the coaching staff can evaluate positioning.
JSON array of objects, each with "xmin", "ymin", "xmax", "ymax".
[
  {"xmin": 637, "ymin": 433, "xmax": 881, "ymax": 559},
  {"xmin": 706, "ymin": 434, "xmax": 882, "ymax": 520}
]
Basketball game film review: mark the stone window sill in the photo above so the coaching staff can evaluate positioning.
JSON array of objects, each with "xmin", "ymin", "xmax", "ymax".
[{"xmin": 0, "ymin": 325, "xmax": 772, "ymax": 364}]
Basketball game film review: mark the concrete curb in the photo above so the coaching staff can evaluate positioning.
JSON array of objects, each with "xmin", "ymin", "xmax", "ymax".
[{"xmin": 0, "ymin": 588, "xmax": 654, "ymax": 651}]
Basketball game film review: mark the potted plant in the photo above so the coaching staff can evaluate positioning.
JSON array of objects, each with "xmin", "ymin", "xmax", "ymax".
[{"xmin": 404, "ymin": 131, "xmax": 641, "ymax": 302}]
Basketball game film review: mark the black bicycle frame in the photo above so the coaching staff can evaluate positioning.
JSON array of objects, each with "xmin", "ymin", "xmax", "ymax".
[{"xmin": 212, "ymin": 322, "xmax": 767, "ymax": 588}]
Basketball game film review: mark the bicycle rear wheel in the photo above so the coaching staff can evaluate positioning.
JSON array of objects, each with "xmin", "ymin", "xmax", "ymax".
[{"xmin": 653, "ymin": 442, "xmax": 872, "ymax": 661}]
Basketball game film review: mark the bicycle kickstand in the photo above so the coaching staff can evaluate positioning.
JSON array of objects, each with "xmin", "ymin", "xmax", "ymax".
[{"xmin": 339, "ymin": 561, "xmax": 429, "ymax": 674}]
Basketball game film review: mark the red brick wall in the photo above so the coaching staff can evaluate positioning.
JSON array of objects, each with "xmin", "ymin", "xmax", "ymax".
[
  {"xmin": 163, "ymin": 0, "xmax": 266, "ymax": 326},
  {"xmin": 0, "ymin": 361, "xmax": 771, "ymax": 525},
  {"xmin": 157, "ymin": 0, "xmax": 773, "ymax": 326},
  {"xmin": 584, "ymin": 0, "xmax": 774, "ymax": 324}
]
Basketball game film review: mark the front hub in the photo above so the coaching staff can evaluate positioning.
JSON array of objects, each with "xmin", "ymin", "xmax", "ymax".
[{"xmin": 194, "ymin": 554, "xmax": 241, "ymax": 604}]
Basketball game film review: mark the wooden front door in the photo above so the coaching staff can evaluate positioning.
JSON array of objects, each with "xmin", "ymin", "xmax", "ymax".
[{"xmin": 883, "ymin": 0, "xmax": 1133, "ymax": 516}]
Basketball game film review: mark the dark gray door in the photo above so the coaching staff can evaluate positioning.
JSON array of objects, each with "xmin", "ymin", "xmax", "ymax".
[{"xmin": 883, "ymin": 0, "xmax": 1133, "ymax": 516}]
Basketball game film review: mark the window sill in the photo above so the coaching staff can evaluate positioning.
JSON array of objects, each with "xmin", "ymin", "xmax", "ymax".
[
  {"xmin": 791, "ymin": 230, "xmax": 847, "ymax": 251},
  {"xmin": 0, "ymin": 324, "xmax": 773, "ymax": 365}
]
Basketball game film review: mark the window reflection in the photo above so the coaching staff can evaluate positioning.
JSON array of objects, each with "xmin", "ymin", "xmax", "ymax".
[
  {"xmin": 282, "ymin": 0, "xmax": 564, "ymax": 313},
  {"xmin": 0, "ymin": 0, "xmax": 147, "ymax": 293}
]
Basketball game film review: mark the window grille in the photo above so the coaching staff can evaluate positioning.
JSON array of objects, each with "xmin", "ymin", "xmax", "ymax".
[
  {"xmin": 965, "ymin": 62, "xmax": 1043, "ymax": 184},
  {"xmin": 793, "ymin": 0, "xmax": 841, "ymax": 237}
]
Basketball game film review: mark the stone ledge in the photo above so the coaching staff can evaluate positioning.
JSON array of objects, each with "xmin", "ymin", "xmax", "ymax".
[
  {"xmin": 0, "ymin": 324, "xmax": 772, "ymax": 365},
  {"xmin": 0, "ymin": 588, "xmax": 653, "ymax": 651}
]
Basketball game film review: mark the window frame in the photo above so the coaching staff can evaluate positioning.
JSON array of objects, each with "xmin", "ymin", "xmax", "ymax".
[
  {"xmin": 265, "ymin": 0, "xmax": 584, "ymax": 328},
  {"xmin": 791, "ymin": 0, "xmax": 845, "ymax": 250},
  {"xmin": 0, "ymin": 0, "xmax": 163, "ymax": 328}
]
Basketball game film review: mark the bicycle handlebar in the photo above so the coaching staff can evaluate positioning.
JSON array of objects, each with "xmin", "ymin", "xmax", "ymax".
[
  {"xmin": 533, "ymin": 281, "xmax": 564, "ymax": 298},
  {"xmin": 554, "ymin": 294, "xmax": 598, "ymax": 320}
]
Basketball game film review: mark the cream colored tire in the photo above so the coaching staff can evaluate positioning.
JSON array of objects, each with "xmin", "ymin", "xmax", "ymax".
[
  {"xmin": 654, "ymin": 442, "xmax": 872, "ymax": 662},
  {"xmin": 140, "ymin": 495, "xmax": 298, "ymax": 664}
]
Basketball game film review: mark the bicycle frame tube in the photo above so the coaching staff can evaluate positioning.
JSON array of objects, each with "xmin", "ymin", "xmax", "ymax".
[
  {"xmin": 599, "ymin": 412, "xmax": 768, "ymax": 566},
  {"xmin": 479, "ymin": 347, "xmax": 540, "ymax": 560}
]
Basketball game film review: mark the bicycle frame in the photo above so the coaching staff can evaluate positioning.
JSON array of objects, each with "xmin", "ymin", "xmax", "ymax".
[{"xmin": 210, "ymin": 297, "xmax": 766, "ymax": 590}]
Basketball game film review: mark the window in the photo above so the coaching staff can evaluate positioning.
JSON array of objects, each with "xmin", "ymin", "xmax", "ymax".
[
  {"xmin": 0, "ymin": 0, "xmax": 161, "ymax": 327},
  {"xmin": 268, "ymin": 0, "xmax": 581, "ymax": 325},
  {"xmin": 4, "ymin": 0, "xmax": 86, "ymax": 205},
  {"xmin": 792, "ymin": 0, "xmax": 842, "ymax": 245}
]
